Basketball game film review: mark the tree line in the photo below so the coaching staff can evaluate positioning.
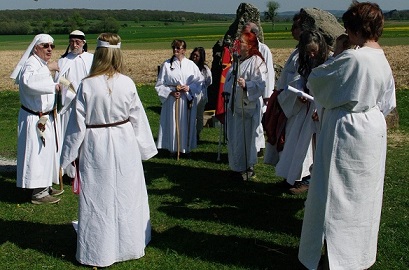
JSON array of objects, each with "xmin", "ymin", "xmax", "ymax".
[{"xmin": 0, "ymin": 9, "xmax": 232, "ymax": 35}]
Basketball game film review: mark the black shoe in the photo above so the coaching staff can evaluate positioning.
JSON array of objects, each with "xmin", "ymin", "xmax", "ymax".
[
  {"xmin": 277, "ymin": 179, "xmax": 293, "ymax": 189},
  {"xmin": 289, "ymin": 181, "xmax": 309, "ymax": 195}
]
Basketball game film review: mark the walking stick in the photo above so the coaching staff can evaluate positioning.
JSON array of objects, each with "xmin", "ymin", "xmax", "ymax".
[
  {"xmin": 59, "ymin": 167, "xmax": 64, "ymax": 190},
  {"xmin": 175, "ymin": 96, "xmax": 180, "ymax": 160},
  {"xmin": 217, "ymin": 121, "xmax": 223, "ymax": 162},
  {"xmin": 217, "ymin": 92, "xmax": 230, "ymax": 162}
]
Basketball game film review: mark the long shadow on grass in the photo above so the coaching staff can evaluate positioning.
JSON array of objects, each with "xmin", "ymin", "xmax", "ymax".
[
  {"xmin": 143, "ymin": 160, "xmax": 306, "ymax": 269},
  {"xmin": 150, "ymin": 226, "xmax": 306, "ymax": 269},
  {"xmin": 0, "ymin": 218, "xmax": 78, "ymax": 265},
  {"xmin": 146, "ymin": 105, "xmax": 162, "ymax": 115},
  {"xmin": 0, "ymin": 172, "xmax": 32, "ymax": 203}
]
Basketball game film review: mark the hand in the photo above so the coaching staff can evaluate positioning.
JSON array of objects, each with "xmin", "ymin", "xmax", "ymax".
[
  {"xmin": 171, "ymin": 91, "xmax": 181, "ymax": 99},
  {"xmin": 65, "ymin": 163, "xmax": 76, "ymax": 178},
  {"xmin": 47, "ymin": 61, "xmax": 59, "ymax": 72},
  {"xmin": 237, "ymin": 78, "xmax": 246, "ymax": 89},
  {"xmin": 298, "ymin": 96, "xmax": 308, "ymax": 103},
  {"xmin": 333, "ymin": 34, "xmax": 350, "ymax": 57},
  {"xmin": 178, "ymin": 85, "xmax": 190, "ymax": 92},
  {"xmin": 312, "ymin": 111, "xmax": 319, "ymax": 122}
]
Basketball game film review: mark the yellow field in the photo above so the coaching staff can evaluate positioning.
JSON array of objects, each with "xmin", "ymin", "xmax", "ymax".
[{"xmin": 1, "ymin": 46, "xmax": 408, "ymax": 91}]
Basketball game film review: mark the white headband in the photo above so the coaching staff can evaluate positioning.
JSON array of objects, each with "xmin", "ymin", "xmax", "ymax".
[{"xmin": 97, "ymin": 40, "xmax": 121, "ymax": 48}]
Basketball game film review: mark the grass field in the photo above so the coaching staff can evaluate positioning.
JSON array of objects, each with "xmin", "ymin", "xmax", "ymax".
[
  {"xmin": 1, "ymin": 20, "xmax": 409, "ymax": 50},
  {"xmin": 0, "ymin": 87, "xmax": 408, "ymax": 269},
  {"xmin": 0, "ymin": 19, "xmax": 408, "ymax": 269}
]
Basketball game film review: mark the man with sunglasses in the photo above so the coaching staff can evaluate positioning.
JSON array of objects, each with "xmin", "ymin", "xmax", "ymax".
[
  {"xmin": 10, "ymin": 33, "xmax": 63, "ymax": 204},
  {"xmin": 55, "ymin": 30, "xmax": 93, "ymax": 180}
]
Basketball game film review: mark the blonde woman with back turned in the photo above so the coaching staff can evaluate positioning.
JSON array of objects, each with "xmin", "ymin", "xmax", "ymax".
[{"xmin": 60, "ymin": 33, "xmax": 157, "ymax": 268}]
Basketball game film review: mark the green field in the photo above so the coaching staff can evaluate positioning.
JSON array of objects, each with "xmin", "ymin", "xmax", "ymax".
[
  {"xmin": 0, "ymin": 87, "xmax": 409, "ymax": 269},
  {"xmin": 0, "ymin": 20, "xmax": 408, "ymax": 50},
  {"xmin": 0, "ymin": 19, "xmax": 408, "ymax": 269}
]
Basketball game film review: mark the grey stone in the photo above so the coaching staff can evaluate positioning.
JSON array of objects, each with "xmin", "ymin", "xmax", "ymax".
[
  {"xmin": 299, "ymin": 8, "xmax": 345, "ymax": 48},
  {"xmin": 207, "ymin": 3, "xmax": 264, "ymax": 110}
]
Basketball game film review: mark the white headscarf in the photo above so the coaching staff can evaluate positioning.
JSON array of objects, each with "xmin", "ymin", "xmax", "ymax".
[{"xmin": 10, "ymin": 33, "xmax": 54, "ymax": 83}]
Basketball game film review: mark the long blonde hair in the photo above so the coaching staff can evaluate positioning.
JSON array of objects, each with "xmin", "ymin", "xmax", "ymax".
[{"xmin": 88, "ymin": 33, "xmax": 124, "ymax": 78}]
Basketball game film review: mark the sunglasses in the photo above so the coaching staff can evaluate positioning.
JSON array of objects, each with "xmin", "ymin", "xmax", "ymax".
[
  {"xmin": 172, "ymin": 46, "xmax": 184, "ymax": 51},
  {"xmin": 40, "ymin": 43, "xmax": 55, "ymax": 49}
]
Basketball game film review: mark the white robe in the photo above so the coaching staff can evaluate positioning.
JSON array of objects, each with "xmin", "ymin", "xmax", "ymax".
[
  {"xmin": 196, "ymin": 65, "xmax": 212, "ymax": 133},
  {"xmin": 264, "ymin": 48, "xmax": 301, "ymax": 166},
  {"xmin": 274, "ymin": 75, "xmax": 315, "ymax": 185},
  {"xmin": 155, "ymin": 57, "xmax": 202, "ymax": 153},
  {"xmin": 299, "ymin": 47, "xmax": 396, "ymax": 270},
  {"xmin": 224, "ymin": 55, "xmax": 266, "ymax": 172},
  {"xmin": 60, "ymin": 74, "xmax": 157, "ymax": 267},
  {"xmin": 255, "ymin": 42, "xmax": 275, "ymax": 152},
  {"xmin": 17, "ymin": 54, "xmax": 59, "ymax": 189},
  {"xmin": 259, "ymin": 41, "xmax": 275, "ymax": 99},
  {"xmin": 55, "ymin": 51, "xmax": 93, "ymax": 142}
]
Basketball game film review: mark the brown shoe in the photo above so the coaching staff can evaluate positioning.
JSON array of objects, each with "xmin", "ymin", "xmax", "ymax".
[
  {"xmin": 31, "ymin": 195, "xmax": 61, "ymax": 205},
  {"xmin": 49, "ymin": 187, "xmax": 64, "ymax": 196},
  {"xmin": 289, "ymin": 181, "xmax": 309, "ymax": 195}
]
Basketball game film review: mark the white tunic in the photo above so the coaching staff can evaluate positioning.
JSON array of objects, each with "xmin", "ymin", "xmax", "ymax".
[
  {"xmin": 55, "ymin": 52, "xmax": 93, "ymax": 141},
  {"xmin": 299, "ymin": 47, "xmax": 396, "ymax": 270},
  {"xmin": 196, "ymin": 65, "xmax": 212, "ymax": 132},
  {"xmin": 224, "ymin": 55, "xmax": 266, "ymax": 172},
  {"xmin": 264, "ymin": 48, "xmax": 302, "ymax": 166},
  {"xmin": 17, "ymin": 54, "xmax": 59, "ymax": 189},
  {"xmin": 155, "ymin": 57, "xmax": 202, "ymax": 153},
  {"xmin": 258, "ymin": 42, "xmax": 275, "ymax": 99},
  {"xmin": 255, "ymin": 42, "xmax": 275, "ymax": 152},
  {"xmin": 274, "ymin": 75, "xmax": 315, "ymax": 185},
  {"xmin": 60, "ymin": 74, "xmax": 157, "ymax": 267}
]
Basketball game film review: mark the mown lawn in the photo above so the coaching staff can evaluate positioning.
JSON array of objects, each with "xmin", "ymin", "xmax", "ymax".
[{"xmin": 0, "ymin": 87, "xmax": 408, "ymax": 269}]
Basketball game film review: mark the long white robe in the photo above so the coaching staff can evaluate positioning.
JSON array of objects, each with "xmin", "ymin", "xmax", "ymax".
[
  {"xmin": 55, "ymin": 52, "xmax": 93, "ymax": 168},
  {"xmin": 264, "ymin": 48, "xmax": 301, "ymax": 166},
  {"xmin": 298, "ymin": 47, "xmax": 396, "ymax": 270},
  {"xmin": 17, "ymin": 54, "xmax": 59, "ymax": 189},
  {"xmin": 274, "ymin": 75, "xmax": 315, "ymax": 185},
  {"xmin": 255, "ymin": 42, "xmax": 275, "ymax": 152},
  {"xmin": 60, "ymin": 74, "xmax": 157, "ymax": 267},
  {"xmin": 259, "ymin": 41, "xmax": 275, "ymax": 99},
  {"xmin": 155, "ymin": 57, "xmax": 202, "ymax": 153},
  {"xmin": 55, "ymin": 52, "xmax": 93, "ymax": 131},
  {"xmin": 196, "ymin": 65, "xmax": 212, "ymax": 134},
  {"xmin": 224, "ymin": 55, "xmax": 266, "ymax": 172}
]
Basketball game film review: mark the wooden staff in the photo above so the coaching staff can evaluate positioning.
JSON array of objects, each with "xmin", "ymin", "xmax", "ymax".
[
  {"xmin": 175, "ymin": 95, "xmax": 180, "ymax": 160},
  {"xmin": 59, "ymin": 167, "xmax": 64, "ymax": 190}
]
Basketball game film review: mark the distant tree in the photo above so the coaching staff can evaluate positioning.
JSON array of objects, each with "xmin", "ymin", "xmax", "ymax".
[
  {"xmin": 66, "ymin": 12, "xmax": 86, "ymax": 32},
  {"xmin": 93, "ymin": 17, "xmax": 120, "ymax": 33},
  {"xmin": 265, "ymin": 1, "xmax": 280, "ymax": 30}
]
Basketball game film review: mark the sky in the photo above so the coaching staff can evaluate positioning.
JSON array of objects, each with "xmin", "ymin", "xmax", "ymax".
[{"xmin": 1, "ymin": 0, "xmax": 408, "ymax": 13}]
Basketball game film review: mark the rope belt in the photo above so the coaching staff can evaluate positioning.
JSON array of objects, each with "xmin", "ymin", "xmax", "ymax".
[
  {"xmin": 86, "ymin": 118, "xmax": 130, "ymax": 129},
  {"xmin": 21, "ymin": 105, "xmax": 53, "ymax": 116}
]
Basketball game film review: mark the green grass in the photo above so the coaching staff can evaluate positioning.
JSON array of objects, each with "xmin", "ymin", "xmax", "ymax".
[
  {"xmin": 0, "ymin": 87, "xmax": 408, "ymax": 269},
  {"xmin": 0, "ymin": 20, "xmax": 408, "ymax": 50}
]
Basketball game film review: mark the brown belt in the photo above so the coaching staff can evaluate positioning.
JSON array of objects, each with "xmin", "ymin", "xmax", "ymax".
[
  {"xmin": 86, "ymin": 118, "xmax": 130, "ymax": 129},
  {"xmin": 21, "ymin": 105, "xmax": 52, "ymax": 116}
]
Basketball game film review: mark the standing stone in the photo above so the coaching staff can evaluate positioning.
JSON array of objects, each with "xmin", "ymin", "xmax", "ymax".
[
  {"xmin": 206, "ymin": 3, "xmax": 263, "ymax": 110},
  {"xmin": 299, "ymin": 8, "xmax": 345, "ymax": 48}
]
